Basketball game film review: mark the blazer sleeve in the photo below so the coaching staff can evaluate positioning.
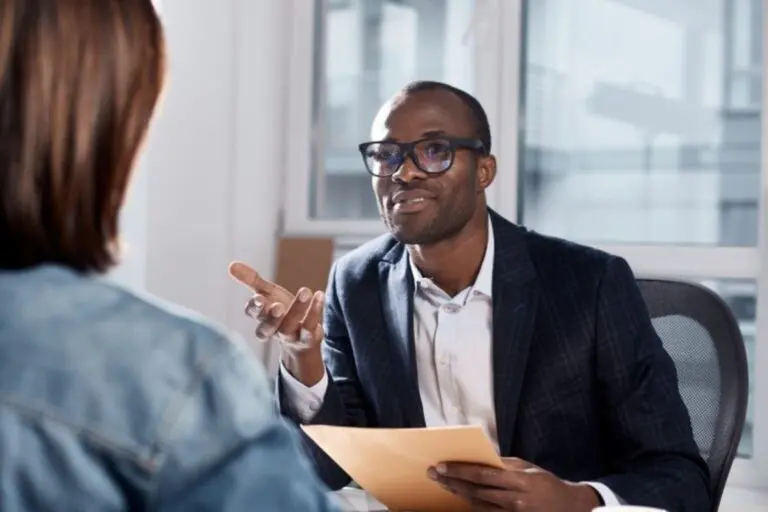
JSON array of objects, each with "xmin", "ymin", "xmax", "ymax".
[
  {"xmin": 275, "ymin": 261, "xmax": 372, "ymax": 490},
  {"xmin": 593, "ymin": 257, "xmax": 712, "ymax": 511}
]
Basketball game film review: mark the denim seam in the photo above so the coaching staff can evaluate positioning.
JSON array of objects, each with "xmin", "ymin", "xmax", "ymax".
[
  {"xmin": 0, "ymin": 396, "xmax": 157, "ymax": 473},
  {"xmin": 146, "ymin": 334, "xmax": 240, "ymax": 500}
]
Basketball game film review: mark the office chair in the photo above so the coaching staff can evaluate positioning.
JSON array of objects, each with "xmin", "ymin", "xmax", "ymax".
[{"xmin": 636, "ymin": 278, "xmax": 749, "ymax": 511}]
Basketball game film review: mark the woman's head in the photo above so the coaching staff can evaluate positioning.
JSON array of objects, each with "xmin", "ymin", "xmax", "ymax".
[{"xmin": 0, "ymin": 0, "xmax": 165, "ymax": 273}]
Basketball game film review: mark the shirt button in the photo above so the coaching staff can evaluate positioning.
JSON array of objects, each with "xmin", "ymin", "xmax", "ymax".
[{"xmin": 442, "ymin": 303, "xmax": 460, "ymax": 313}]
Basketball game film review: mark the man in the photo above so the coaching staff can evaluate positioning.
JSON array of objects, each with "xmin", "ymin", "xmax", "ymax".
[{"xmin": 230, "ymin": 81, "xmax": 711, "ymax": 511}]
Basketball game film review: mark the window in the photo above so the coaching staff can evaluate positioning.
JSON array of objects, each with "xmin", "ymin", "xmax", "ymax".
[
  {"xmin": 507, "ymin": 0, "xmax": 767, "ymax": 486},
  {"xmin": 317, "ymin": 0, "xmax": 475, "ymax": 221},
  {"xmin": 286, "ymin": 0, "xmax": 768, "ymax": 490},
  {"xmin": 727, "ymin": 0, "xmax": 763, "ymax": 109},
  {"xmin": 519, "ymin": 0, "xmax": 760, "ymax": 246},
  {"xmin": 284, "ymin": 0, "xmax": 501, "ymax": 235}
]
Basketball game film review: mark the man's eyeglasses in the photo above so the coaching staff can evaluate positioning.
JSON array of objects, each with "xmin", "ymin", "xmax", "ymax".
[{"xmin": 358, "ymin": 137, "xmax": 486, "ymax": 177}]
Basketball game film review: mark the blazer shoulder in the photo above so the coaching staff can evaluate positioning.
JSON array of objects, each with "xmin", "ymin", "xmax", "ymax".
[
  {"xmin": 490, "ymin": 209, "xmax": 618, "ymax": 275},
  {"xmin": 522, "ymin": 228, "xmax": 622, "ymax": 280},
  {"xmin": 333, "ymin": 233, "xmax": 400, "ymax": 279}
]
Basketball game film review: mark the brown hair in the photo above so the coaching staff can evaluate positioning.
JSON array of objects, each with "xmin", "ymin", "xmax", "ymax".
[{"xmin": 0, "ymin": 0, "xmax": 165, "ymax": 273}]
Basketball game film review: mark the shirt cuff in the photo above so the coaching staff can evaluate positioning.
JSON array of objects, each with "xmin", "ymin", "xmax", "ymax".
[
  {"xmin": 279, "ymin": 363, "xmax": 328, "ymax": 422},
  {"xmin": 584, "ymin": 481, "xmax": 622, "ymax": 506}
]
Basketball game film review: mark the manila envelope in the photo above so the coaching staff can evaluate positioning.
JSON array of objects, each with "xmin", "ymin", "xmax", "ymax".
[{"xmin": 302, "ymin": 425, "xmax": 504, "ymax": 512}]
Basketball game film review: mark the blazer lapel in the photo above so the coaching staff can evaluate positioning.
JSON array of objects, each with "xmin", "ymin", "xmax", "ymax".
[
  {"xmin": 489, "ymin": 211, "xmax": 541, "ymax": 455},
  {"xmin": 379, "ymin": 246, "xmax": 426, "ymax": 427}
]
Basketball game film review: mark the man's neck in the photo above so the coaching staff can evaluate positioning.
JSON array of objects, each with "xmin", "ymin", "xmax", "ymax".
[{"xmin": 407, "ymin": 210, "xmax": 488, "ymax": 297}]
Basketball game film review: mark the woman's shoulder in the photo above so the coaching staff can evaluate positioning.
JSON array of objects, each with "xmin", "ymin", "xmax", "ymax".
[{"xmin": 0, "ymin": 265, "xmax": 267, "ymax": 468}]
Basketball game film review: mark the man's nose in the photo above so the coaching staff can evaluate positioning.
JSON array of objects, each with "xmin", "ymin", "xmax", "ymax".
[{"xmin": 391, "ymin": 154, "xmax": 425, "ymax": 183}]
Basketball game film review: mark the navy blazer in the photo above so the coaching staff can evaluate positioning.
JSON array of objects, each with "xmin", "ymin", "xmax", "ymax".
[{"xmin": 278, "ymin": 210, "xmax": 711, "ymax": 511}]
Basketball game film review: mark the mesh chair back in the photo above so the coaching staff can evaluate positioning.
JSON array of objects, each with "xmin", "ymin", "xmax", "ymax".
[{"xmin": 637, "ymin": 278, "xmax": 749, "ymax": 510}]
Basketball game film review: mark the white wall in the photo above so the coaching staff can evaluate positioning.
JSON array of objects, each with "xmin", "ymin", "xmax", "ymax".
[
  {"xmin": 109, "ymin": 153, "xmax": 149, "ymax": 292},
  {"xmin": 116, "ymin": 0, "xmax": 289, "ymax": 364}
]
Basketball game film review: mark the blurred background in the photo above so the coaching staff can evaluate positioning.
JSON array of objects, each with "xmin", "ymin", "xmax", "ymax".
[{"xmin": 113, "ymin": 1, "xmax": 767, "ymax": 508}]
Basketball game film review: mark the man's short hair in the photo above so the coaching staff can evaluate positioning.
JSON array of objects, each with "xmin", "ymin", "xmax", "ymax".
[
  {"xmin": 401, "ymin": 80, "xmax": 492, "ymax": 153},
  {"xmin": 0, "ymin": 0, "xmax": 165, "ymax": 273}
]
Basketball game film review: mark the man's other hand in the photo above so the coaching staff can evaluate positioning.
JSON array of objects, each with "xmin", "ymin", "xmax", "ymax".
[{"xmin": 428, "ymin": 457, "xmax": 600, "ymax": 512}]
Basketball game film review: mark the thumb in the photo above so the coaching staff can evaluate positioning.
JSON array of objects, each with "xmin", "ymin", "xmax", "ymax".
[{"xmin": 502, "ymin": 457, "xmax": 539, "ymax": 471}]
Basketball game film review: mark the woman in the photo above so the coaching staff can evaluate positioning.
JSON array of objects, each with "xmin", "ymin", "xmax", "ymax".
[{"xmin": 0, "ymin": 1, "xmax": 336, "ymax": 510}]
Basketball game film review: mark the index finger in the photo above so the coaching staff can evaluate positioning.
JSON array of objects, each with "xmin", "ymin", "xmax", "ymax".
[{"xmin": 228, "ymin": 261, "xmax": 273, "ymax": 294}]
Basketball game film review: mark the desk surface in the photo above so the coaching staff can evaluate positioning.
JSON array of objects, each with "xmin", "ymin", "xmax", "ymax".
[{"xmin": 331, "ymin": 487, "xmax": 388, "ymax": 512}]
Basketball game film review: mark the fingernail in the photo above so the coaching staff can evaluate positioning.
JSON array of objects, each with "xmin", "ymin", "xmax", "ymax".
[
  {"xmin": 297, "ymin": 288, "xmax": 311, "ymax": 303},
  {"xmin": 436, "ymin": 464, "xmax": 446, "ymax": 475},
  {"xmin": 427, "ymin": 468, "xmax": 438, "ymax": 480},
  {"xmin": 246, "ymin": 297, "xmax": 264, "ymax": 315},
  {"xmin": 299, "ymin": 328, "xmax": 313, "ymax": 344},
  {"xmin": 270, "ymin": 304, "xmax": 285, "ymax": 317},
  {"xmin": 254, "ymin": 328, "xmax": 269, "ymax": 342}
]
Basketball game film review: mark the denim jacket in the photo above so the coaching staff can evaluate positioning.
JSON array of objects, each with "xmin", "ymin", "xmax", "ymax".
[{"xmin": 0, "ymin": 265, "xmax": 338, "ymax": 511}]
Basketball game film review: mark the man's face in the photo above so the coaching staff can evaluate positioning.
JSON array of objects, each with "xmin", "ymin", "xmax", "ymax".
[{"xmin": 369, "ymin": 90, "xmax": 495, "ymax": 245}]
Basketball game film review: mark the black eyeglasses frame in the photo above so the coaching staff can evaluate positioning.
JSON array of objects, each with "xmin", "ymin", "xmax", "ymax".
[{"xmin": 357, "ymin": 136, "xmax": 487, "ymax": 177}]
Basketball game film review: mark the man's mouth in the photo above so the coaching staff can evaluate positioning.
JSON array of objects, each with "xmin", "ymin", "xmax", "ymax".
[{"xmin": 392, "ymin": 196, "xmax": 431, "ymax": 214}]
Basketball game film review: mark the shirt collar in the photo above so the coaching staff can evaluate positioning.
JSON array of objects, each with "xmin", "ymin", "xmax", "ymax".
[{"xmin": 408, "ymin": 215, "xmax": 495, "ymax": 298}]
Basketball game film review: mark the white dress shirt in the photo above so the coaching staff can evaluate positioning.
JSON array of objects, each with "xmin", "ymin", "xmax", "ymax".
[{"xmin": 280, "ymin": 217, "xmax": 619, "ymax": 506}]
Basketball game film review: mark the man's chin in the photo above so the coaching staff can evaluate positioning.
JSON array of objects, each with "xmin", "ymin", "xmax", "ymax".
[{"xmin": 388, "ymin": 221, "xmax": 438, "ymax": 245}]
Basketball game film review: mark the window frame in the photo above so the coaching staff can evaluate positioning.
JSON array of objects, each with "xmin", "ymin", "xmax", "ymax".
[
  {"xmin": 284, "ymin": 0, "xmax": 768, "ymax": 491},
  {"xmin": 282, "ymin": 0, "xmax": 504, "ymax": 235}
]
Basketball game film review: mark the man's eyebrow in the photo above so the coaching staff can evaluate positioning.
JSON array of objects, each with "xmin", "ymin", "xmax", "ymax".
[
  {"xmin": 421, "ymin": 130, "xmax": 448, "ymax": 138},
  {"xmin": 373, "ymin": 130, "xmax": 449, "ymax": 142}
]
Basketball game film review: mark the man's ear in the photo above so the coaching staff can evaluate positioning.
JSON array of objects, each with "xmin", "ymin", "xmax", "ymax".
[{"xmin": 477, "ymin": 155, "xmax": 497, "ymax": 191}]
